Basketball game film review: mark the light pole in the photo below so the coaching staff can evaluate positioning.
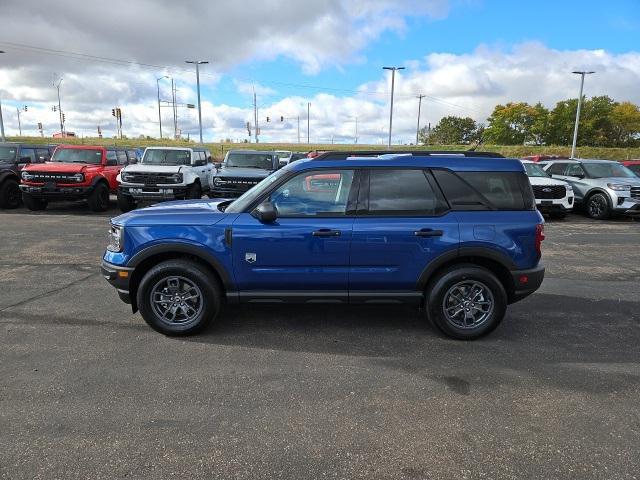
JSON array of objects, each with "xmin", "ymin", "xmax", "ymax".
[
  {"xmin": 156, "ymin": 76, "xmax": 169, "ymax": 139},
  {"xmin": 0, "ymin": 50, "xmax": 5, "ymax": 141},
  {"xmin": 570, "ymin": 71, "xmax": 595, "ymax": 158},
  {"xmin": 416, "ymin": 94, "xmax": 425, "ymax": 145},
  {"xmin": 383, "ymin": 66, "xmax": 404, "ymax": 148},
  {"xmin": 307, "ymin": 102, "xmax": 310, "ymax": 144},
  {"xmin": 185, "ymin": 60, "xmax": 208, "ymax": 144},
  {"xmin": 16, "ymin": 106, "xmax": 27, "ymax": 136},
  {"xmin": 54, "ymin": 77, "xmax": 64, "ymax": 136}
]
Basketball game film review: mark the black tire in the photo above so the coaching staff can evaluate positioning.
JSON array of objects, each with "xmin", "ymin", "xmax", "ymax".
[
  {"xmin": 87, "ymin": 182, "xmax": 110, "ymax": 212},
  {"xmin": 426, "ymin": 264, "xmax": 507, "ymax": 340},
  {"xmin": 22, "ymin": 193, "xmax": 48, "ymax": 211},
  {"xmin": 585, "ymin": 193, "xmax": 610, "ymax": 220},
  {"xmin": 187, "ymin": 182, "xmax": 202, "ymax": 199},
  {"xmin": 136, "ymin": 259, "xmax": 222, "ymax": 335},
  {"xmin": 117, "ymin": 190, "xmax": 137, "ymax": 213},
  {"xmin": 0, "ymin": 179, "xmax": 22, "ymax": 209}
]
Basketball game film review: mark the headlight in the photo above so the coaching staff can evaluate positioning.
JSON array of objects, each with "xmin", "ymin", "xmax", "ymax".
[
  {"xmin": 607, "ymin": 183, "xmax": 631, "ymax": 191},
  {"xmin": 121, "ymin": 172, "xmax": 133, "ymax": 183},
  {"xmin": 168, "ymin": 173, "xmax": 183, "ymax": 184},
  {"xmin": 107, "ymin": 224, "xmax": 124, "ymax": 252},
  {"xmin": 21, "ymin": 171, "xmax": 35, "ymax": 181},
  {"xmin": 565, "ymin": 184, "xmax": 573, "ymax": 191},
  {"xmin": 69, "ymin": 173, "xmax": 84, "ymax": 183},
  {"xmin": 213, "ymin": 177, "xmax": 227, "ymax": 186}
]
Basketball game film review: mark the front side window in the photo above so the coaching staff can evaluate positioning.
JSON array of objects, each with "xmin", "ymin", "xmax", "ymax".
[
  {"xmin": 366, "ymin": 169, "xmax": 442, "ymax": 216},
  {"xmin": 547, "ymin": 163, "xmax": 568, "ymax": 176},
  {"xmin": 225, "ymin": 169, "xmax": 289, "ymax": 213},
  {"xmin": 268, "ymin": 170, "xmax": 355, "ymax": 217},
  {"xmin": 582, "ymin": 162, "xmax": 636, "ymax": 179},
  {"xmin": 18, "ymin": 148, "xmax": 36, "ymax": 163},
  {"xmin": 106, "ymin": 150, "xmax": 118, "ymax": 163},
  {"xmin": 116, "ymin": 151, "xmax": 128, "ymax": 165},
  {"xmin": 35, "ymin": 148, "xmax": 51, "ymax": 162},
  {"xmin": 51, "ymin": 148, "xmax": 103, "ymax": 165},
  {"xmin": 142, "ymin": 149, "xmax": 191, "ymax": 166}
]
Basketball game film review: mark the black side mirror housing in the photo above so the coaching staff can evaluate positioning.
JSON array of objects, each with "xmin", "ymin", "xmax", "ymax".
[
  {"xmin": 194, "ymin": 159, "xmax": 206, "ymax": 167},
  {"xmin": 252, "ymin": 202, "xmax": 277, "ymax": 223},
  {"xmin": 19, "ymin": 156, "xmax": 31, "ymax": 163}
]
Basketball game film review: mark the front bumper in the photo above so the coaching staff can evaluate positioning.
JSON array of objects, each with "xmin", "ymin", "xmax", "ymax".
[
  {"xmin": 119, "ymin": 185, "xmax": 188, "ymax": 200},
  {"xmin": 509, "ymin": 263, "xmax": 545, "ymax": 303},
  {"xmin": 20, "ymin": 183, "xmax": 93, "ymax": 200},
  {"xmin": 101, "ymin": 260, "xmax": 133, "ymax": 305},
  {"xmin": 209, "ymin": 187, "xmax": 252, "ymax": 198}
]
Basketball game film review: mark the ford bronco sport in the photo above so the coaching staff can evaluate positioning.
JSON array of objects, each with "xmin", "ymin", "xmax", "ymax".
[
  {"xmin": 116, "ymin": 146, "xmax": 213, "ymax": 212},
  {"xmin": 0, "ymin": 142, "xmax": 54, "ymax": 208},
  {"xmin": 102, "ymin": 151, "xmax": 545, "ymax": 340},
  {"xmin": 20, "ymin": 144, "xmax": 135, "ymax": 211}
]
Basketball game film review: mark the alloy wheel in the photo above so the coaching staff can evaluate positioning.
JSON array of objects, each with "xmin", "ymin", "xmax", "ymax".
[
  {"xmin": 442, "ymin": 280, "xmax": 495, "ymax": 329},
  {"xmin": 150, "ymin": 276, "xmax": 204, "ymax": 327}
]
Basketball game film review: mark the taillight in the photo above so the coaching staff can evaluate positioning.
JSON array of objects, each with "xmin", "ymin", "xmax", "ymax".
[{"xmin": 535, "ymin": 224, "xmax": 545, "ymax": 257}]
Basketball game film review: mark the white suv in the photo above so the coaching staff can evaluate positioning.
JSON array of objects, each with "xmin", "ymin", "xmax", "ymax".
[
  {"xmin": 117, "ymin": 147, "xmax": 213, "ymax": 212},
  {"xmin": 522, "ymin": 160, "xmax": 574, "ymax": 218}
]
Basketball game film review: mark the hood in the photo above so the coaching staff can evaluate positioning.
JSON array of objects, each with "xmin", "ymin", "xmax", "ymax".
[
  {"xmin": 215, "ymin": 166, "xmax": 272, "ymax": 179},
  {"xmin": 112, "ymin": 198, "xmax": 232, "ymax": 227},
  {"xmin": 593, "ymin": 177, "xmax": 640, "ymax": 187},
  {"xmin": 122, "ymin": 164, "xmax": 185, "ymax": 174},
  {"xmin": 22, "ymin": 162, "xmax": 97, "ymax": 174},
  {"xmin": 528, "ymin": 176, "xmax": 568, "ymax": 186}
]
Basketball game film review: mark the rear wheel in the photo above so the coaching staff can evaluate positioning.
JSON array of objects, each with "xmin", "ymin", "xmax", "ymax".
[
  {"xmin": 426, "ymin": 264, "xmax": 507, "ymax": 340},
  {"xmin": 87, "ymin": 182, "xmax": 110, "ymax": 212},
  {"xmin": 22, "ymin": 193, "xmax": 48, "ymax": 211},
  {"xmin": 137, "ymin": 259, "xmax": 222, "ymax": 335},
  {"xmin": 586, "ymin": 193, "xmax": 610, "ymax": 220},
  {"xmin": 117, "ymin": 190, "xmax": 137, "ymax": 212},
  {"xmin": 0, "ymin": 179, "xmax": 21, "ymax": 209}
]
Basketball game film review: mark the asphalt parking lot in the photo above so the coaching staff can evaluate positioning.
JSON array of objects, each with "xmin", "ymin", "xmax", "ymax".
[{"xmin": 1, "ymin": 201, "xmax": 639, "ymax": 479}]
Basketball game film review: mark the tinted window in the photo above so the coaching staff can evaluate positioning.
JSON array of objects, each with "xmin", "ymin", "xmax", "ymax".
[
  {"xmin": 127, "ymin": 150, "xmax": 137, "ymax": 163},
  {"xmin": 106, "ymin": 150, "xmax": 118, "ymax": 163},
  {"xmin": 547, "ymin": 163, "xmax": 568, "ymax": 175},
  {"xmin": 18, "ymin": 147, "xmax": 37, "ymax": 163},
  {"xmin": 0, "ymin": 146, "xmax": 18, "ymax": 162},
  {"xmin": 116, "ymin": 150, "xmax": 128, "ymax": 165},
  {"xmin": 627, "ymin": 164, "xmax": 640, "ymax": 176},
  {"xmin": 268, "ymin": 170, "xmax": 355, "ymax": 217},
  {"xmin": 457, "ymin": 172, "xmax": 527, "ymax": 210},
  {"xmin": 35, "ymin": 148, "xmax": 51, "ymax": 162},
  {"xmin": 367, "ymin": 169, "xmax": 441, "ymax": 216},
  {"xmin": 582, "ymin": 162, "xmax": 636, "ymax": 179},
  {"xmin": 432, "ymin": 169, "xmax": 489, "ymax": 210}
]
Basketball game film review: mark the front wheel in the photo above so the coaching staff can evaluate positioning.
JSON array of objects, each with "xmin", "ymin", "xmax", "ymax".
[
  {"xmin": 87, "ymin": 182, "xmax": 110, "ymax": 212},
  {"xmin": 22, "ymin": 193, "xmax": 48, "ymax": 211},
  {"xmin": 117, "ymin": 190, "xmax": 137, "ymax": 212},
  {"xmin": 426, "ymin": 265, "xmax": 507, "ymax": 340},
  {"xmin": 136, "ymin": 259, "xmax": 222, "ymax": 335},
  {"xmin": 0, "ymin": 179, "xmax": 21, "ymax": 209},
  {"xmin": 586, "ymin": 193, "xmax": 610, "ymax": 220},
  {"xmin": 187, "ymin": 182, "xmax": 202, "ymax": 199}
]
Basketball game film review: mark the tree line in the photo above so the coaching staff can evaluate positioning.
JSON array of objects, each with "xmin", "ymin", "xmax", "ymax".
[{"xmin": 419, "ymin": 96, "xmax": 640, "ymax": 147}]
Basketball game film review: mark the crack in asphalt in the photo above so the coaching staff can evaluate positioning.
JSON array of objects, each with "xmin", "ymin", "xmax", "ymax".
[{"xmin": 0, "ymin": 272, "xmax": 99, "ymax": 312}]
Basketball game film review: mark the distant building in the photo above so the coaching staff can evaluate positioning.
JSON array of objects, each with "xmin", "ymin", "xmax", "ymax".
[{"xmin": 53, "ymin": 132, "xmax": 76, "ymax": 138}]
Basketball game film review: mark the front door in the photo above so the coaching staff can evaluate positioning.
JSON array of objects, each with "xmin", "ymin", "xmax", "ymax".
[
  {"xmin": 349, "ymin": 169, "xmax": 459, "ymax": 301},
  {"xmin": 231, "ymin": 169, "xmax": 359, "ymax": 300}
]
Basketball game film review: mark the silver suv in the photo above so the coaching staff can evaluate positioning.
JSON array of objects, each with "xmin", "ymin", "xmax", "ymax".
[{"xmin": 541, "ymin": 159, "xmax": 640, "ymax": 219}]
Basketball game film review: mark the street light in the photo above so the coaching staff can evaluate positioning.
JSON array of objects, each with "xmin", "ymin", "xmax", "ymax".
[
  {"xmin": 570, "ymin": 71, "xmax": 595, "ymax": 158},
  {"xmin": 54, "ymin": 77, "xmax": 64, "ymax": 136},
  {"xmin": 185, "ymin": 60, "xmax": 209, "ymax": 144},
  {"xmin": 0, "ymin": 50, "xmax": 5, "ymax": 141},
  {"xmin": 16, "ymin": 105, "xmax": 28, "ymax": 136},
  {"xmin": 156, "ymin": 76, "xmax": 169, "ymax": 139},
  {"xmin": 383, "ymin": 66, "xmax": 405, "ymax": 148}
]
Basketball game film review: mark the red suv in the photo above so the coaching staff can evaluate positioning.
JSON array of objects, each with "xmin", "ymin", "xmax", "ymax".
[
  {"xmin": 621, "ymin": 160, "xmax": 640, "ymax": 177},
  {"xmin": 20, "ymin": 145, "xmax": 135, "ymax": 211}
]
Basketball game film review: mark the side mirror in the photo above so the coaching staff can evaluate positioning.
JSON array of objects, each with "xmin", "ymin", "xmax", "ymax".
[
  {"xmin": 194, "ymin": 159, "xmax": 206, "ymax": 167},
  {"xmin": 106, "ymin": 159, "xmax": 118, "ymax": 166},
  {"xmin": 214, "ymin": 162, "xmax": 222, "ymax": 169},
  {"xmin": 19, "ymin": 156, "xmax": 31, "ymax": 163},
  {"xmin": 252, "ymin": 202, "xmax": 277, "ymax": 223},
  {"xmin": 207, "ymin": 156, "xmax": 213, "ymax": 163}
]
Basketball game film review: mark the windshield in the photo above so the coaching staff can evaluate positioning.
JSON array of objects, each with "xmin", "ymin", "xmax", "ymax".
[
  {"xmin": 142, "ymin": 149, "xmax": 191, "ymax": 166},
  {"xmin": 0, "ymin": 146, "xmax": 18, "ymax": 162},
  {"xmin": 225, "ymin": 152, "xmax": 274, "ymax": 169},
  {"xmin": 523, "ymin": 163, "xmax": 549, "ymax": 178},
  {"xmin": 225, "ymin": 168, "xmax": 289, "ymax": 213},
  {"xmin": 582, "ymin": 162, "xmax": 636, "ymax": 179},
  {"xmin": 51, "ymin": 148, "xmax": 103, "ymax": 164}
]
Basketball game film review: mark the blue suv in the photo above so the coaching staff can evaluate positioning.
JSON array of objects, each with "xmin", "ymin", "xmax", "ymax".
[{"xmin": 102, "ymin": 151, "xmax": 545, "ymax": 339}]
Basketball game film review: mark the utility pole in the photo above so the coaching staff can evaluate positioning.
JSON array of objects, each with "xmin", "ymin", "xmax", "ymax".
[
  {"xmin": 383, "ymin": 66, "xmax": 404, "ymax": 149},
  {"xmin": 297, "ymin": 116, "xmax": 300, "ymax": 144},
  {"xmin": 185, "ymin": 60, "xmax": 208, "ymax": 143},
  {"xmin": 415, "ymin": 94, "xmax": 425, "ymax": 145},
  {"xmin": 16, "ymin": 106, "xmax": 27, "ymax": 136},
  {"xmin": 253, "ymin": 90, "xmax": 259, "ymax": 143},
  {"xmin": 171, "ymin": 78, "xmax": 178, "ymax": 139},
  {"xmin": 570, "ymin": 71, "xmax": 595, "ymax": 158},
  {"xmin": 54, "ymin": 77, "xmax": 64, "ymax": 136},
  {"xmin": 157, "ymin": 76, "xmax": 168, "ymax": 139},
  {"xmin": 307, "ymin": 102, "xmax": 310, "ymax": 144}
]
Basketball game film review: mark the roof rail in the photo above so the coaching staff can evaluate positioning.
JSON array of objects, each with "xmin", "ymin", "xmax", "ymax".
[{"xmin": 311, "ymin": 150, "xmax": 504, "ymax": 160}]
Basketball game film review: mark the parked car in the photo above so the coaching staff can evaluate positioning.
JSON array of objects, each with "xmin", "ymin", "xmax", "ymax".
[
  {"xmin": 102, "ymin": 151, "xmax": 545, "ymax": 340},
  {"xmin": 521, "ymin": 160, "xmax": 573, "ymax": 218},
  {"xmin": 275, "ymin": 150, "xmax": 293, "ymax": 167},
  {"xmin": 522, "ymin": 155, "xmax": 569, "ymax": 163},
  {"xmin": 289, "ymin": 152, "xmax": 309, "ymax": 163},
  {"xmin": 621, "ymin": 160, "xmax": 640, "ymax": 177},
  {"xmin": 19, "ymin": 145, "xmax": 134, "ymax": 211},
  {"xmin": 540, "ymin": 159, "xmax": 640, "ymax": 219},
  {"xmin": 116, "ymin": 147, "xmax": 213, "ymax": 212},
  {"xmin": 209, "ymin": 150, "xmax": 280, "ymax": 198},
  {"xmin": 0, "ymin": 142, "xmax": 54, "ymax": 208}
]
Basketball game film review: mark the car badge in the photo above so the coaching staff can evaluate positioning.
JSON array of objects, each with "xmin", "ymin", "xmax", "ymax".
[
  {"xmin": 245, "ymin": 253, "xmax": 257, "ymax": 264},
  {"xmin": 542, "ymin": 188, "xmax": 552, "ymax": 193}
]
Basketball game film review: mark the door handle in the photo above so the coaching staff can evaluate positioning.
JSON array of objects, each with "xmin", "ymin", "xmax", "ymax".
[
  {"xmin": 414, "ymin": 229, "xmax": 444, "ymax": 237},
  {"xmin": 312, "ymin": 229, "xmax": 341, "ymax": 237}
]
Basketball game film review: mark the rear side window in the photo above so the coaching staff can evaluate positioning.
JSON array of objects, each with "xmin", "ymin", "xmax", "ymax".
[
  {"xmin": 366, "ymin": 169, "xmax": 444, "ymax": 216},
  {"xmin": 106, "ymin": 150, "xmax": 118, "ymax": 163},
  {"xmin": 433, "ymin": 170, "xmax": 532, "ymax": 211}
]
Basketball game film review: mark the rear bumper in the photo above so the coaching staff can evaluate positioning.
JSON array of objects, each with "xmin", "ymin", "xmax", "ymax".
[
  {"xmin": 101, "ymin": 260, "xmax": 133, "ymax": 305},
  {"xmin": 509, "ymin": 263, "xmax": 545, "ymax": 303}
]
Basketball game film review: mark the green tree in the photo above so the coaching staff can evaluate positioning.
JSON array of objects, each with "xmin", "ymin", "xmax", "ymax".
[
  {"xmin": 610, "ymin": 101, "xmax": 640, "ymax": 147},
  {"xmin": 484, "ymin": 102, "xmax": 544, "ymax": 145},
  {"xmin": 421, "ymin": 116, "xmax": 479, "ymax": 145}
]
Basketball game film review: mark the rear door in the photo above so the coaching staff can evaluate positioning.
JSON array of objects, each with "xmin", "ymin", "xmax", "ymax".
[{"xmin": 349, "ymin": 169, "xmax": 459, "ymax": 302}]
